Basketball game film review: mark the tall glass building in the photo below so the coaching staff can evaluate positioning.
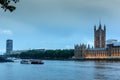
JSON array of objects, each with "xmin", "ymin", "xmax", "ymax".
[{"xmin": 6, "ymin": 39, "xmax": 13, "ymax": 55}]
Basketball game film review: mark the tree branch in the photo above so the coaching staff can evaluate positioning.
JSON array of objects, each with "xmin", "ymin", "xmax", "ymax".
[{"xmin": 0, "ymin": 0, "xmax": 19, "ymax": 12}]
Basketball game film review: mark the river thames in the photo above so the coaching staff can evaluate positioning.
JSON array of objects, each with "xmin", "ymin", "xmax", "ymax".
[{"xmin": 0, "ymin": 60, "xmax": 120, "ymax": 80}]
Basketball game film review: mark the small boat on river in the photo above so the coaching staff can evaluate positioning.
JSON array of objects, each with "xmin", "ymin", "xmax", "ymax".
[
  {"xmin": 20, "ymin": 59, "xmax": 44, "ymax": 64},
  {"xmin": 20, "ymin": 60, "xmax": 31, "ymax": 64},
  {"xmin": 31, "ymin": 60, "xmax": 44, "ymax": 64}
]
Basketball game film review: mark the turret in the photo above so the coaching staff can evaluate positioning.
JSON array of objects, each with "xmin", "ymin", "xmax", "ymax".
[
  {"xmin": 99, "ymin": 24, "xmax": 102, "ymax": 30},
  {"xmin": 94, "ymin": 25, "xmax": 96, "ymax": 32},
  {"xmin": 87, "ymin": 44, "xmax": 90, "ymax": 49},
  {"xmin": 98, "ymin": 19, "xmax": 102, "ymax": 29},
  {"xmin": 104, "ymin": 25, "xmax": 106, "ymax": 31}
]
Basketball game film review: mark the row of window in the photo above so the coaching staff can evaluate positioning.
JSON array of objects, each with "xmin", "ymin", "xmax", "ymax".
[
  {"xmin": 88, "ymin": 50, "xmax": 107, "ymax": 54},
  {"xmin": 86, "ymin": 54, "xmax": 107, "ymax": 57},
  {"xmin": 111, "ymin": 49, "xmax": 120, "ymax": 53}
]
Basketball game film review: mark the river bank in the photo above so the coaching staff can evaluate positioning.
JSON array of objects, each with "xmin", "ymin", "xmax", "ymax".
[
  {"xmin": 74, "ymin": 58, "xmax": 120, "ymax": 62},
  {"xmin": 0, "ymin": 56, "xmax": 14, "ymax": 62},
  {"xmin": 19, "ymin": 57, "xmax": 120, "ymax": 62}
]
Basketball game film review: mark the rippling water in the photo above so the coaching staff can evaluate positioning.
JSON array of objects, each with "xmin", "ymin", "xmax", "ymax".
[{"xmin": 0, "ymin": 60, "xmax": 120, "ymax": 80}]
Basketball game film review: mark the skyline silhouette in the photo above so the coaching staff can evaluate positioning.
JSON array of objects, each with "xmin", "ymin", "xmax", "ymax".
[{"xmin": 0, "ymin": 0, "xmax": 120, "ymax": 54}]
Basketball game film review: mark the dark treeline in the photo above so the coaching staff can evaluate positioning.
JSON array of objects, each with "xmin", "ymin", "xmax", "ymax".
[{"xmin": 9, "ymin": 49, "xmax": 74, "ymax": 60}]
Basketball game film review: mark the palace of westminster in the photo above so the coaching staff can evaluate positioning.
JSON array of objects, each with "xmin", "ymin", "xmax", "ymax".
[{"xmin": 74, "ymin": 23, "xmax": 120, "ymax": 59}]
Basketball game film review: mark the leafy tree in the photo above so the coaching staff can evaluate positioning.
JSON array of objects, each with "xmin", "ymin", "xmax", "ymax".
[
  {"xmin": 17, "ymin": 49, "xmax": 74, "ymax": 59},
  {"xmin": 9, "ymin": 49, "xmax": 74, "ymax": 59},
  {"xmin": 0, "ymin": 0, "xmax": 19, "ymax": 12}
]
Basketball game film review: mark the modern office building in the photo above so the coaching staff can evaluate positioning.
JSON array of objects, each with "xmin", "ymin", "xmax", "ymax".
[{"xmin": 6, "ymin": 39, "xmax": 13, "ymax": 55}]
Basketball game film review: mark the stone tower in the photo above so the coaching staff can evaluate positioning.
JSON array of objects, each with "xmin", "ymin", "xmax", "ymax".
[
  {"xmin": 94, "ymin": 23, "xmax": 106, "ymax": 48},
  {"xmin": 74, "ymin": 44, "xmax": 86, "ymax": 59}
]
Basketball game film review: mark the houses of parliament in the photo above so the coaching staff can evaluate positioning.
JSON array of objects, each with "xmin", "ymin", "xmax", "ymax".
[{"xmin": 74, "ymin": 23, "xmax": 120, "ymax": 59}]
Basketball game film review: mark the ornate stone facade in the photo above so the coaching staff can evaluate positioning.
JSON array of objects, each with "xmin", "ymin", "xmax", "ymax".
[
  {"xmin": 74, "ymin": 24, "xmax": 120, "ymax": 59},
  {"xmin": 94, "ymin": 24, "xmax": 106, "ymax": 48}
]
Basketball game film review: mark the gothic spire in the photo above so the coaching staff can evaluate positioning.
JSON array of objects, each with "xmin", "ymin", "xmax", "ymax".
[
  {"xmin": 99, "ymin": 19, "xmax": 102, "ymax": 29},
  {"xmin": 99, "ymin": 19, "xmax": 101, "ymax": 25},
  {"xmin": 104, "ymin": 24, "xmax": 106, "ymax": 31},
  {"xmin": 87, "ymin": 44, "xmax": 90, "ymax": 49},
  {"xmin": 94, "ymin": 25, "xmax": 96, "ymax": 31}
]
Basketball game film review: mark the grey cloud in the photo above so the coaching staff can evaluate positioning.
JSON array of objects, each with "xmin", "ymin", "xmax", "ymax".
[
  {"xmin": 15, "ymin": 0, "xmax": 120, "ymax": 20},
  {"xmin": 5, "ymin": 0, "xmax": 120, "ymax": 29}
]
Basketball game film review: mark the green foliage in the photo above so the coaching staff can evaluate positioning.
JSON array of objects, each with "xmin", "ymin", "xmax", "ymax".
[
  {"xmin": 0, "ymin": 0, "xmax": 19, "ymax": 12},
  {"xmin": 8, "ymin": 53, "xmax": 19, "ymax": 58},
  {"xmin": 10, "ymin": 49, "xmax": 74, "ymax": 59}
]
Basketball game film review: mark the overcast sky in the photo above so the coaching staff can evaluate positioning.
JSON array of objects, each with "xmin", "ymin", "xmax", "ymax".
[{"xmin": 0, "ymin": 0, "xmax": 120, "ymax": 54}]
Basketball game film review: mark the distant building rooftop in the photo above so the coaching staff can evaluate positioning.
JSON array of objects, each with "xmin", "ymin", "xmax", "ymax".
[
  {"xmin": 107, "ymin": 39, "xmax": 120, "ymax": 47},
  {"xmin": 113, "ymin": 42, "xmax": 120, "ymax": 46},
  {"xmin": 107, "ymin": 39, "xmax": 117, "ymax": 44}
]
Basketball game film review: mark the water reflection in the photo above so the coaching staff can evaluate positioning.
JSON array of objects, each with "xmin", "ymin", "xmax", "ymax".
[
  {"xmin": 0, "ymin": 61, "xmax": 120, "ymax": 80},
  {"xmin": 93, "ymin": 61, "xmax": 120, "ymax": 80},
  {"xmin": 94, "ymin": 62, "xmax": 108, "ymax": 80}
]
